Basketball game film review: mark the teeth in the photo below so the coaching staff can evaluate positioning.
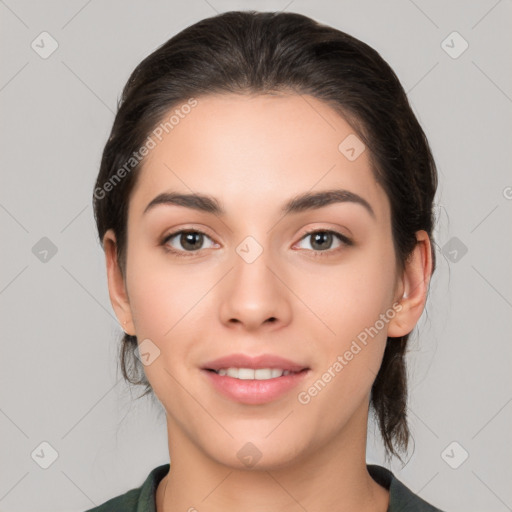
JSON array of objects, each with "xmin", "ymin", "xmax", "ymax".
[
  {"xmin": 214, "ymin": 367, "xmax": 294, "ymax": 380},
  {"xmin": 238, "ymin": 368, "xmax": 255, "ymax": 380},
  {"xmin": 227, "ymin": 367, "xmax": 239, "ymax": 378}
]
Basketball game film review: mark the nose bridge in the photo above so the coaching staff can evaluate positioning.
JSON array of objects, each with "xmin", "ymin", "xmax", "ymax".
[
  {"xmin": 218, "ymin": 230, "xmax": 291, "ymax": 329},
  {"xmin": 233, "ymin": 232, "xmax": 280, "ymax": 302}
]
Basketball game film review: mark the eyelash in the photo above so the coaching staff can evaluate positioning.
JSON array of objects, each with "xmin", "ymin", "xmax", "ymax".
[{"xmin": 161, "ymin": 228, "xmax": 353, "ymax": 259}]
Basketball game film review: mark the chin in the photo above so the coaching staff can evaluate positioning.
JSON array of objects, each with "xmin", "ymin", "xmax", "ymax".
[{"xmin": 201, "ymin": 434, "xmax": 309, "ymax": 472}]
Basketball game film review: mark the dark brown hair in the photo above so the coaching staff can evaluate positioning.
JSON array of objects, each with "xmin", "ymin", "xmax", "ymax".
[{"xmin": 93, "ymin": 10, "xmax": 437, "ymax": 462}]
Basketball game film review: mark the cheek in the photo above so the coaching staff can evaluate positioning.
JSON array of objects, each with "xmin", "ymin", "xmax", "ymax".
[
  {"xmin": 295, "ymin": 236, "xmax": 396, "ymax": 402},
  {"xmin": 125, "ymin": 247, "xmax": 217, "ymax": 382},
  {"xmin": 125, "ymin": 260, "xmax": 197, "ymax": 408},
  {"xmin": 128, "ymin": 274, "xmax": 176, "ymax": 337},
  {"xmin": 296, "ymin": 289, "xmax": 391, "ymax": 437},
  {"xmin": 126, "ymin": 245, "xmax": 196, "ymax": 335},
  {"xmin": 301, "ymin": 241, "xmax": 396, "ymax": 342},
  {"xmin": 123, "ymin": 255, "xmax": 188, "ymax": 386}
]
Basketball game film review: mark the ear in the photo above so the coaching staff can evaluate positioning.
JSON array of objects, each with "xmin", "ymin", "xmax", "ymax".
[
  {"xmin": 387, "ymin": 230, "xmax": 433, "ymax": 338},
  {"xmin": 103, "ymin": 229, "xmax": 135, "ymax": 335}
]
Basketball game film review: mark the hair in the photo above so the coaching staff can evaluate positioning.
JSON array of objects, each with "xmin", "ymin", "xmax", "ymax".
[{"xmin": 93, "ymin": 10, "xmax": 437, "ymax": 462}]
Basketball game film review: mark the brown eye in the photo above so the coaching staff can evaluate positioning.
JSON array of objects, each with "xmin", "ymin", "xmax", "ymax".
[
  {"xmin": 296, "ymin": 229, "xmax": 352, "ymax": 256},
  {"xmin": 162, "ymin": 229, "xmax": 216, "ymax": 257}
]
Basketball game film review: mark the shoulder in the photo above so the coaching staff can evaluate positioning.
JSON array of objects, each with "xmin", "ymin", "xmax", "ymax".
[
  {"xmin": 83, "ymin": 488, "xmax": 140, "ymax": 512},
  {"xmin": 367, "ymin": 464, "xmax": 447, "ymax": 512},
  {"xmin": 83, "ymin": 463, "xmax": 170, "ymax": 512}
]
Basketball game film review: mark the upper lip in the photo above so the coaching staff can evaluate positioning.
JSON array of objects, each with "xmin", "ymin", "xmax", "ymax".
[{"xmin": 202, "ymin": 353, "xmax": 309, "ymax": 372}]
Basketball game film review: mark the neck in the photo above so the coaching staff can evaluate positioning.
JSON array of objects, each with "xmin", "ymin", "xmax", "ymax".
[{"xmin": 156, "ymin": 404, "xmax": 389, "ymax": 512}]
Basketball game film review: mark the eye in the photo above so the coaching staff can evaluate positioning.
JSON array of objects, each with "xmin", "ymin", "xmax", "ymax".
[
  {"xmin": 161, "ymin": 229, "xmax": 216, "ymax": 257},
  {"xmin": 161, "ymin": 228, "xmax": 353, "ymax": 259},
  {"xmin": 295, "ymin": 229, "xmax": 353, "ymax": 256}
]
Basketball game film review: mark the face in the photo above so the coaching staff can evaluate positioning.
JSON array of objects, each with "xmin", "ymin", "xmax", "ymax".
[{"xmin": 104, "ymin": 92, "xmax": 427, "ymax": 470}]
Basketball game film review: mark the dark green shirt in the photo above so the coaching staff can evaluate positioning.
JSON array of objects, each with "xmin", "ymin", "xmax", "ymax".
[{"xmin": 84, "ymin": 463, "xmax": 446, "ymax": 511}]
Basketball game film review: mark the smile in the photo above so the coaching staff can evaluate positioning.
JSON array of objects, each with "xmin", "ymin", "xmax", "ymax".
[
  {"xmin": 203, "ymin": 368, "xmax": 310, "ymax": 405},
  {"xmin": 209, "ymin": 367, "xmax": 297, "ymax": 379}
]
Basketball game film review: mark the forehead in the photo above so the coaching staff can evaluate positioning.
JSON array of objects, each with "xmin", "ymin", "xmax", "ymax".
[{"xmin": 128, "ymin": 93, "xmax": 389, "ymax": 223}]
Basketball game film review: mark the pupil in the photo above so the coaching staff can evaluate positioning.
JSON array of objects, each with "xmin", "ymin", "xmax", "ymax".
[
  {"xmin": 182, "ymin": 232, "xmax": 202, "ymax": 250},
  {"xmin": 312, "ymin": 232, "xmax": 331, "ymax": 251}
]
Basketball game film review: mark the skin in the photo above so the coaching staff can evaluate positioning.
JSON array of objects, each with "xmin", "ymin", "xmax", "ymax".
[{"xmin": 103, "ymin": 92, "xmax": 432, "ymax": 512}]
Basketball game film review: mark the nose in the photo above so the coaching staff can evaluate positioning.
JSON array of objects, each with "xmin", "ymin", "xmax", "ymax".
[{"xmin": 218, "ymin": 244, "xmax": 292, "ymax": 332}]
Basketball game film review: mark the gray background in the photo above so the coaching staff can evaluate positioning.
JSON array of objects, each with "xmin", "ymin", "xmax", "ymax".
[{"xmin": 1, "ymin": 0, "xmax": 511, "ymax": 511}]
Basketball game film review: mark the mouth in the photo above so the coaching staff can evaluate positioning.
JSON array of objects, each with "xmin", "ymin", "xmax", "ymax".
[
  {"xmin": 201, "ymin": 354, "xmax": 310, "ymax": 404},
  {"xmin": 204, "ymin": 367, "xmax": 307, "ymax": 380}
]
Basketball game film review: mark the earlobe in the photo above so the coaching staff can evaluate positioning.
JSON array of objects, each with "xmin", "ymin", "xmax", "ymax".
[
  {"xmin": 387, "ymin": 230, "xmax": 432, "ymax": 338},
  {"xmin": 103, "ymin": 229, "xmax": 135, "ymax": 335}
]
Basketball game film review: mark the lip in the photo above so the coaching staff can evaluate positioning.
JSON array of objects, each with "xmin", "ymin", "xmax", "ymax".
[
  {"xmin": 202, "ymin": 353, "xmax": 308, "ymax": 372},
  {"xmin": 201, "ymin": 353, "xmax": 310, "ymax": 405}
]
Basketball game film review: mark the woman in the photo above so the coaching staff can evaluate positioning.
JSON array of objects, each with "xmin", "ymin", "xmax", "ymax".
[{"xmin": 88, "ymin": 10, "xmax": 445, "ymax": 512}]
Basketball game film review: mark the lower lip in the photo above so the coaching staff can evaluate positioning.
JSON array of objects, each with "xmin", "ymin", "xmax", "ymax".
[{"xmin": 202, "ymin": 369, "xmax": 310, "ymax": 405}]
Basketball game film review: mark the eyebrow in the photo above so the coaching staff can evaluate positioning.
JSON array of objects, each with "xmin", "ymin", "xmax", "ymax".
[{"xmin": 143, "ymin": 189, "xmax": 375, "ymax": 219}]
